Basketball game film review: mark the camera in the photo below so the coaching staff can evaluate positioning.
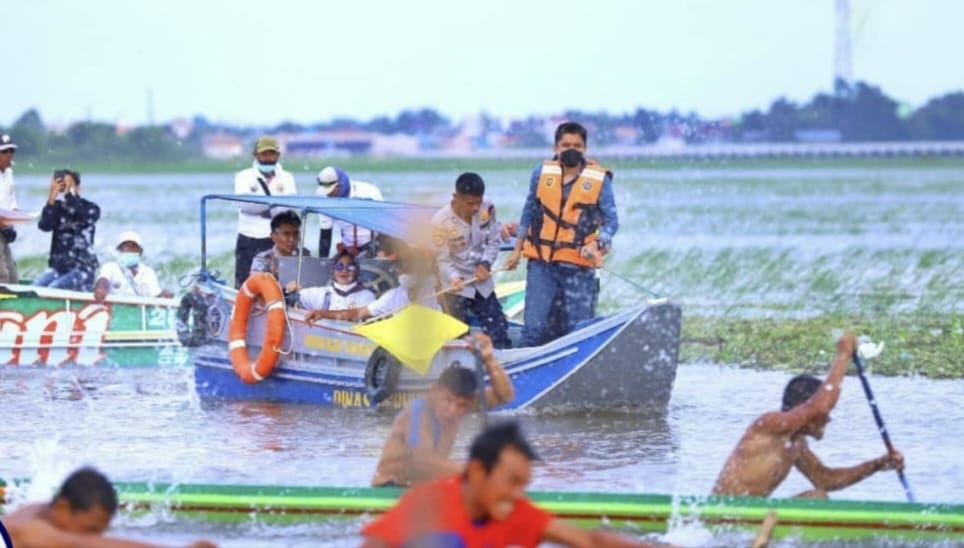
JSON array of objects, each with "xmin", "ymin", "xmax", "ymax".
[{"xmin": 53, "ymin": 169, "xmax": 66, "ymax": 180}]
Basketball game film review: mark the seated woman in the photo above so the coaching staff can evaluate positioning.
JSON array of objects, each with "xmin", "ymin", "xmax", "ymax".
[
  {"xmin": 305, "ymin": 251, "xmax": 440, "ymax": 323},
  {"xmin": 300, "ymin": 250, "xmax": 376, "ymax": 320}
]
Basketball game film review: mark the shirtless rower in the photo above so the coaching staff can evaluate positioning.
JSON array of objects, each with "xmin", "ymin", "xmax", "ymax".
[
  {"xmin": 712, "ymin": 333, "xmax": 904, "ymax": 498},
  {"xmin": 1, "ymin": 467, "xmax": 216, "ymax": 548},
  {"xmin": 370, "ymin": 333, "xmax": 514, "ymax": 487}
]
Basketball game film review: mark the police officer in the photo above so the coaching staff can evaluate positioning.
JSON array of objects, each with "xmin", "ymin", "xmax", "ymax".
[{"xmin": 432, "ymin": 172, "xmax": 511, "ymax": 349}]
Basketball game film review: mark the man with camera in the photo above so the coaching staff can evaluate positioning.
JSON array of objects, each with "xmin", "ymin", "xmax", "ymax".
[
  {"xmin": 0, "ymin": 134, "xmax": 20, "ymax": 284},
  {"xmin": 34, "ymin": 170, "xmax": 101, "ymax": 291}
]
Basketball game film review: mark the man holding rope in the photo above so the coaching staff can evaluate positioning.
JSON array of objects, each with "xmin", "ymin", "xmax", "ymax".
[
  {"xmin": 504, "ymin": 121, "xmax": 619, "ymax": 346},
  {"xmin": 432, "ymin": 172, "xmax": 511, "ymax": 349}
]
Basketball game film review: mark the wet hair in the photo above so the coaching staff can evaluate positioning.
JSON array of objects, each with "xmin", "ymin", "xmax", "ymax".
[
  {"xmin": 782, "ymin": 374, "xmax": 823, "ymax": 411},
  {"xmin": 53, "ymin": 467, "xmax": 118, "ymax": 515},
  {"xmin": 436, "ymin": 365, "xmax": 479, "ymax": 398},
  {"xmin": 455, "ymin": 172, "xmax": 485, "ymax": 196},
  {"xmin": 554, "ymin": 121, "xmax": 588, "ymax": 145},
  {"xmin": 271, "ymin": 210, "xmax": 302, "ymax": 232},
  {"xmin": 468, "ymin": 421, "xmax": 540, "ymax": 474}
]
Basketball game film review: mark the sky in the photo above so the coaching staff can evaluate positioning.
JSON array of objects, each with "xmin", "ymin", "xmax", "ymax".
[{"xmin": 6, "ymin": 0, "xmax": 963, "ymax": 127}]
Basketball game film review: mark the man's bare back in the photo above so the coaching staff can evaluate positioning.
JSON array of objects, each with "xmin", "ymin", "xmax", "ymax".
[
  {"xmin": 2, "ymin": 467, "xmax": 216, "ymax": 548},
  {"xmin": 712, "ymin": 334, "xmax": 903, "ymax": 498}
]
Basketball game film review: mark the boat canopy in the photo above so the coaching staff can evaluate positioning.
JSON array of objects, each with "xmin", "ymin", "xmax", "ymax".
[{"xmin": 202, "ymin": 194, "xmax": 437, "ymax": 247}]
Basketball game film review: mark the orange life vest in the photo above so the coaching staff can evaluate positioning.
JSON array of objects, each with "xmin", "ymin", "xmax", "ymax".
[{"xmin": 522, "ymin": 161, "xmax": 609, "ymax": 268}]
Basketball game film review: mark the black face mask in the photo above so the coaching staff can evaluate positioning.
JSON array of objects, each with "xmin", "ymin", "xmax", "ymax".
[{"xmin": 559, "ymin": 148, "xmax": 584, "ymax": 168}]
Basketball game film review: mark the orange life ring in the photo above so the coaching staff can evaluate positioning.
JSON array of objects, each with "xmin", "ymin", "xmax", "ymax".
[{"xmin": 229, "ymin": 272, "xmax": 286, "ymax": 383}]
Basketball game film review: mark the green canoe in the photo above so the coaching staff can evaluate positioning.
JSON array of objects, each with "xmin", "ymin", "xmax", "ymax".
[
  {"xmin": 5, "ymin": 481, "xmax": 959, "ymax": 543},
  {"xmin": 0, "ymin": 283, "xmax": 190, "ymax": 366}
]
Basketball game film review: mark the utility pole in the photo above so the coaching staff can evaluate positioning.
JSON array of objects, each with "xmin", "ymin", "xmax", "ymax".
[{"xmin": 834, "ymin": 0, "xmax": 854, "ymax": 95}]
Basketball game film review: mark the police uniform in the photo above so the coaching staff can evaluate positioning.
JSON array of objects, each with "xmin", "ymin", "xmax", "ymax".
[{"xmin": 432, "ymin": 201, "xmax": 511, "ymax": 349}]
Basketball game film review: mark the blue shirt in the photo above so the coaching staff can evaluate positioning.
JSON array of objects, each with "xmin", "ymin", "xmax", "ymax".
[{"xmin": 516, "ymin": 163, "xmax": 619, "ymax": 249}]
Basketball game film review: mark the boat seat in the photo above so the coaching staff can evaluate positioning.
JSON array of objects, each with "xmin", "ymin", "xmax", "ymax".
[{"xmin": 278, "ymin": 257, "xmax": 397, "ymax": 296}]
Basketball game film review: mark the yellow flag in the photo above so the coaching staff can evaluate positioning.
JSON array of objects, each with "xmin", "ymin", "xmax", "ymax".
[{"xmin": 351, "ymin": 304, "xmax": 469, "ymax": 375}]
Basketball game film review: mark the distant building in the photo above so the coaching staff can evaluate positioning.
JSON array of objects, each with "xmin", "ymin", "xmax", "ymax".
[
  {"xmin": 169, "ymin": 118, "xmax": 194, "ymax": 140},
  {"xmin": 283, "ymin": 131, "xmax": 373, "ymax": 156},
  {"xmin": 794, "ymin": 129, "xmax": 842, "ymax": 143},
  {"xmin": 371, "ymin": 134, "xmax": 419, "ymax": 156},
  {"xmin": 202, "ymin": 133, "xmax": 245, "ymax": 159}
]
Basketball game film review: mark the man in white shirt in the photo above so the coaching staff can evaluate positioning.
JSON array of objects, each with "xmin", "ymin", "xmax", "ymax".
[
  {"xmin": 93, "ymin": 231, "xmax": 172, "ymax": 301},
  {"xmin": 315, "ymin": 165, "xmax": 383, "ymax": 258},
  {"xmin": 0, "ymin": 134, "xmax": 20, "ymax": 283},
  {"xmin": 233, "ymin": 136, "xmax": 298, "ymax": 288}
]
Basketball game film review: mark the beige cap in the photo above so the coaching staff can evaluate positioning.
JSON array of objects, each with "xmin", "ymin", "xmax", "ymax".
[{"xmin": 254, "ymin": 136, "xmax": 280, "ymax": 153}]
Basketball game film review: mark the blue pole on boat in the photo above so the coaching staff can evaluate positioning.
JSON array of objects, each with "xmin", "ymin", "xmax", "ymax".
[
  {"xmin": 200, "ymin": 195, "xmax": 210, "ymax": 272},
  {"xmin": 852, "ymin": 351, "xmax": 915, "ymax": 502}
]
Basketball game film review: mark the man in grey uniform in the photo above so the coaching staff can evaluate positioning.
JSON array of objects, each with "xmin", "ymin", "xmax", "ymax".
[{"xmin": 432, "ymin": 172, "xmax": 511, "ymax": 349}]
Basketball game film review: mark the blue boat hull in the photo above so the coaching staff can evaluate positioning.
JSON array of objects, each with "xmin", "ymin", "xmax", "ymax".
[{"xmin": 193, "ymin": 295, "xmax": 681, "ymax": 411}]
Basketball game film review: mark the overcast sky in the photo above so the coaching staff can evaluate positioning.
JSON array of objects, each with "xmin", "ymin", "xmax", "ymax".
[{"xmin": 6, "ymin": 0, "xmax": 962, "ymax": 127}]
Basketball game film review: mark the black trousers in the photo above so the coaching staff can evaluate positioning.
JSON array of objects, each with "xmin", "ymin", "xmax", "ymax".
[
  {"xmin": 235, "ymin": 233, "xmax": 273, "ymax": 288},
  {"xmin": 444, "ymin": 291, "xmax": 512, "ymax": 349}
]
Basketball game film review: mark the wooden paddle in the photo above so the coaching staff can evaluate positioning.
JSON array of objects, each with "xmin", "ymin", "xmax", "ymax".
[
  {"xmin": 751, "ymin": 510, "xmax": 778, "ymax": 548},
  {"xmin": 852, "ymin": 349, "xmax": 915, "ymax": 502},
  {"xmin": 472, "ymin": 342, "xmax": 489, "ymax": 429}
]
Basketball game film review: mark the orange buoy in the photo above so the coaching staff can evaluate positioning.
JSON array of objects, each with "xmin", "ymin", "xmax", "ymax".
[{"xmin": 229, "ymin": 272, "xmax": 286, "ymax": 383}]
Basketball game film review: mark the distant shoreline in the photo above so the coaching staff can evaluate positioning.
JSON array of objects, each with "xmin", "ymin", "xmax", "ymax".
[{"xmin": 13, "ymin": 154, "xmax": 964, "ymax": 175}]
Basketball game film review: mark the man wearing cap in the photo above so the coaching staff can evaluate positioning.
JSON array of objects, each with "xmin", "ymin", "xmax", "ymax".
[
  {"xmin": 93, "ymin": 230, "xmax": 172, "ymax": 302},
  {"xmin": 315, "ymin": 165, "xmax": 383, "ymax": 258},
  {"xmin": 0, "ymin": 134, "xmax": 21, "ymax": 283},
  {"xmin": 233, "ymin": 136, "xmax": 297, "ymax": 288},
  {"xmin": 34, "ymin": 170, "xmax": 101, "ymax": 291}
]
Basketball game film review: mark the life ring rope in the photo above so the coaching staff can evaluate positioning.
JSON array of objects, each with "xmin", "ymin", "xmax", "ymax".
[{"xmin": 229, "ymin": 273, "xmax": 287, "ymax": 383}]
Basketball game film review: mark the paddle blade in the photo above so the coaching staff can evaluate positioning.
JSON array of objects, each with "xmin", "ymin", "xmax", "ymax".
[
  {"xmin": 352, "ymin": 304, "xmax": 469, "ymax": 375},
  {"xmin": 857, "ymin": 336, "xmax": 885, "ymax": 360}
]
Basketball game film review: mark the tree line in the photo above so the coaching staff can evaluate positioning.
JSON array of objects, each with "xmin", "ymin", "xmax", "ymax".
[{"xmin": 3, "ymin": 80, "xmax": 963, "ymax": 162}]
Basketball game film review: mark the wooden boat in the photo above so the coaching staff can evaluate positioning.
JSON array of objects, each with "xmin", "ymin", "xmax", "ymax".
[
  {"xmin": 0, "ymin": 283, "xmax": 189, "ymax": 366},
  {"xmin": 3, "ymin": 480, "xmax": 960, "ymax": 542},
  {"xmin": 188, "ymin": 195, "xmax": 682, "ymax": 411}
]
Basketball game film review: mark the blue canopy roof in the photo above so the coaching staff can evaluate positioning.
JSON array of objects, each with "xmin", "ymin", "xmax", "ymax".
[{"xmin": 202, "ymin": 194, "xmax": 438, "ymax": 247}]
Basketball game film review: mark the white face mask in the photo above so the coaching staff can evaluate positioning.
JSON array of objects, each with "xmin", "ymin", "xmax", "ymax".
[
  {"xmin": 332, "ymin": 281, "xmax": 355, "ymax": 292},
  {"xmin": 398, "ymin": 274, "xmax": 417, "ymax": 289}
]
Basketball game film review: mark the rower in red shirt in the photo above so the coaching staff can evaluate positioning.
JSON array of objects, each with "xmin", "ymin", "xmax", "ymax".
[{"xmin": 361, "ymin": 421, "xmax": 663, "ymax": 548}]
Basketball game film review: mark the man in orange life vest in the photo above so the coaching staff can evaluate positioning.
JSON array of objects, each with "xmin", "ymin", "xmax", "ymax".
[{"xmin": 504, "ymin": 121, "xmax": 618, "ymax": 347}]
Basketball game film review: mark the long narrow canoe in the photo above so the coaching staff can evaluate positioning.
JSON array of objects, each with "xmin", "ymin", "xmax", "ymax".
[
  {"xmin": 4, "ymin": 481, "xmax": 961, "ymax": 542},
  {"xmin": 0, "ymin": 283, "xmax": 189, "ymax": 366}
]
